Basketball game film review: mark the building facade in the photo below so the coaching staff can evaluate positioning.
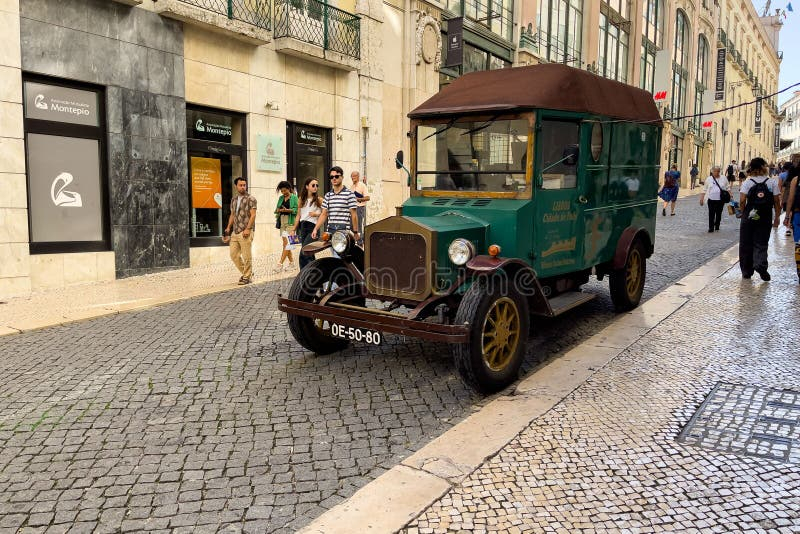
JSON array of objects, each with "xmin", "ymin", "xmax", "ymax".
[
  {"xmin": 517, "ymin": 0, "xmax": 782, "ymax": 186},
  {"xmin": 777, "ymin": 90, "xmax": 800, "ymax": 163},
  {"xmin": 0, "ymin": 0, "xmax": 783, "ymax": 297}
]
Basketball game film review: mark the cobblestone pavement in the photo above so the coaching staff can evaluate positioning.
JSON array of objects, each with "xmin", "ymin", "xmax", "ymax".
[
  {"xmin": 405, "ymin": 233, "xmax": 800, "ymax": 533},
  {"xmin": 0, "ymin": 192, "xmax": 747, "ymax": 533}
]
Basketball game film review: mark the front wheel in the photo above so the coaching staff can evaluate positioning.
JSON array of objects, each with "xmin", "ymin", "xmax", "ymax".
[
  {"xmin": 451, "ymin": 278, "xmax": 530, "ymax": 394},
  {"xmin": 286, "ymin": 257, "xmax": 360, "ymax": 354},
  {"xmin": 609, "ymin": 240, "xmax": 646, "ymax": 312}
]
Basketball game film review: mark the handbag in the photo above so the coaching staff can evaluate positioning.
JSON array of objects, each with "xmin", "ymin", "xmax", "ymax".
[
  {"xmin": 713, "ymin": 177, "xmax": 731, "ymax": 203},
  {"xmin": 275, "ymin": 216, "xmax": 281, "ymax": 229}
]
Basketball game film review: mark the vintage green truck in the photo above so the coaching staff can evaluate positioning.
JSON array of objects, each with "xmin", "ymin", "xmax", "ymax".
[{"xmin": 278, "ymin": 64, "xmax": 663, "ymax": 393}]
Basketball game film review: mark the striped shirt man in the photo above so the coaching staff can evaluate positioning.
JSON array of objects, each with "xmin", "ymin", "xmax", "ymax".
[
  {"xmin": 312, "ymin": 166, "xmax": 359, "ymax": 241},
  {"xmin": 322, "ymin": 187, "xmax": 357, "ymax": 227}
]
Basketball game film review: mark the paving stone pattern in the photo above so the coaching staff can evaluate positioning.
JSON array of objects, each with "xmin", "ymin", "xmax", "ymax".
[
  {"xmin": 0, "ymin": 194, "xmax": 742, "ymax": 533},
  {"xmin": 405, "ymin": 234, "xmax": 800, "ymax": 533},
  {"xmin": 678, "ymin": 382, "xmax": 800, "ymax": 465}
]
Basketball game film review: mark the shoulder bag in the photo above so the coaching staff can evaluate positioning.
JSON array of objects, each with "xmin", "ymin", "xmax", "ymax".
[{"xmin": 713, "ymin": 177, "xmax": 731, "ymax": 203}]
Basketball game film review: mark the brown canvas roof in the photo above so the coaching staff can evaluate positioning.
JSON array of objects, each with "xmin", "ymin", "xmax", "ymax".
[{"xmin": 409, "ymin": 64, "xmax": 662, "ymax": 124}]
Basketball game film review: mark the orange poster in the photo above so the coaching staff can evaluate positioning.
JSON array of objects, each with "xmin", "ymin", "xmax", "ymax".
[{"xmin": 191, "ymin": 157, "xmax": 222, "ymax": 209}]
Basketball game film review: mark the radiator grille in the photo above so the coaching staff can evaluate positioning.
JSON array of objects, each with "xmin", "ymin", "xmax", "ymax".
[{"xmin": 367, "ymin": 232, "xmax": 428, "ymax": 298}]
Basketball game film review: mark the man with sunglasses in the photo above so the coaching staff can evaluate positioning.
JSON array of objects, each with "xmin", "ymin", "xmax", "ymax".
[{"xmin": 312, "ymin": 166, "xmax": 359, "ymax": 255}]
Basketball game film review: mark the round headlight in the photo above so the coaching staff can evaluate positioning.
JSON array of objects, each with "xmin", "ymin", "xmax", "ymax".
[
  {"xmin": 331, "ymin": 231, "xmax": 352, "ymax": 254},
  {"xmin": 448, "ymin": 239, "xmax": 474, "ymax": 266}
]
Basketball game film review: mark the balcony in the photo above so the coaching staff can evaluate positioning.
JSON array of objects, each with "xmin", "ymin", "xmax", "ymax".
[
  {"xmin": 154, "ymin": 0, "xmax": 271, "ymax": 44},
  {"xmin": 718, "ymin": 28, "xmax": 727, "ymax": 47},
  {"xmin": 273, "ymin": 0, "xmax": 360, "ymax": 70}
]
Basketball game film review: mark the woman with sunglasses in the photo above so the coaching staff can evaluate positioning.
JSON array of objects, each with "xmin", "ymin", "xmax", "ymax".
[{"xmin": 291, "ymin": 177, "xmax": 323, "ymax": 269}]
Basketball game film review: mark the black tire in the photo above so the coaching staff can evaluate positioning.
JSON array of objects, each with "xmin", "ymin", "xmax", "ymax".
[
  {"xmin": 451, "ymin": 277, "xmax": 530, "ymax": 394},
  {"xmin": 286, "ymin": 257, "xmax": 361, "ymax": 354},
  {"xmin": 609, "ymin": 240, "xmax": 646, "ymax": 312}
]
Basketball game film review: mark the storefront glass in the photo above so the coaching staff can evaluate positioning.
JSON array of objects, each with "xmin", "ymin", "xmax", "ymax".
[
  {"xmin": 22, "ymin": 77, "xmax": 108, "ymax": 254},
  {"xmin": 186, "ymin": 106, "xmax": 246, "ymax": 247}
]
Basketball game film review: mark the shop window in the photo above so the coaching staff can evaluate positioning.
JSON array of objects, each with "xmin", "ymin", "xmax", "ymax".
[
  {"xmin": 22, "ymin": 76, "xmax": 109, "ymax": 254},
  {"xmin": 186, "ymin": 106, "xmax": 247, "ymax": 247}
]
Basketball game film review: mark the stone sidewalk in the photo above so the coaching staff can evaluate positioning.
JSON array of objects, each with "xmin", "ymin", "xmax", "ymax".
[
  {"xmin": 303, "ymin": 232, "xmax": 800, "ymax": 533},
  {"xmin": 0, "ymin": 256, "xmax": 298, "ymax": 336}
]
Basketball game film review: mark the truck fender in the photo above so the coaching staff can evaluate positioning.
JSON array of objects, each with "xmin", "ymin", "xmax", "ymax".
[
  {"xmin": 612, "ymin": 227, "xmax": 653, "ymax": 270},
  {"xmin": 301, "ymin": 241, "xmax": 365, "ymax": 274},
  {"xmin": 465, "ymin": 256, "xmax": 551, "ymax": 315}
]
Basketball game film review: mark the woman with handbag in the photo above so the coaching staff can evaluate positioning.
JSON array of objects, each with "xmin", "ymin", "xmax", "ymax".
[
  {"xmin": 290, "ymin": 177, "xmax": 323, "ymax": 269},
  {"xmin": 274, "ymin": 180, "xmax": 299, "ymax": 271},
  {"xmin": 700, "ymin": 165, "xmax": 730, "ymax": 232}
]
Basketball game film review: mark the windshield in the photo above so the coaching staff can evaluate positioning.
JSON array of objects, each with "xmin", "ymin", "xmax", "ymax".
[{"xmin": 416, "ymin": 118, "xmax": 531, "ymax": 195}]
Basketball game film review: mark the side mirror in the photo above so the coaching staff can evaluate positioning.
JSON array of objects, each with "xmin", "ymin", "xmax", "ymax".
[
  {"xmin": 395, "ymin": 150, "xmax": 404, "ymax": 170},
  {"xmin": 562, "ymin": 144, "xmax": 579, "ymax": 166}
]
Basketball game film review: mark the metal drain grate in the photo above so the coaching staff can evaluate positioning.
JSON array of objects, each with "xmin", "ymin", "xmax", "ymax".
[{"xmin": 677, "ymin": 382, "xmax": 800, "ymax": 464}]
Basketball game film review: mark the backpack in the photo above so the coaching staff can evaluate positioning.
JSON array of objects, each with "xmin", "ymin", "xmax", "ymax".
[
  {"xmin": 726, "ymin": 165, "xmax": 735, "ymax": 178},
  {"xmin": 745, "ymin": 178, "xmax": 774, "ymax": 218},
  {"xmin": 663, "ymin": 172, "xmax": 676, "ymax": 188}
]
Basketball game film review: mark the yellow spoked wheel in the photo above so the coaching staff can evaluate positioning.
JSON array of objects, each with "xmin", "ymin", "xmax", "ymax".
[
  {"xmin": 452, "ymin": 279, "xmax": 530, "ymax": 394},
  {"xmin": 481, "ymin": 297, "xmax": 521, "ymax": 372},
  {"xmin": 610, "ymin": 240, "xmax": 646, "ymax": 312},
  {"xmin": 625, "ymin": 247, "xmax": 643, "ymax": 300}
]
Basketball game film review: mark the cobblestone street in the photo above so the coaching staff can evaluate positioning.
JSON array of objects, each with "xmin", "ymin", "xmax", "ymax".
[
  {"xmin": 0, "ymin": 192, "xmax": 759, "ymax": 533},
  {"xmin": 404, "ymin": 231, "xmax": 800, "ymax": 533}
]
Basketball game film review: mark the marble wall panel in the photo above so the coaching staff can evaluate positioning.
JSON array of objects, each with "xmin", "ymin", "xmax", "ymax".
[
  {"xmin": 21, "ymin": 0, "xmax": 188, "ymax": 279},
  {"xmin": 154, "ymin": 225, "xmax": 188, "ymax": 268}
]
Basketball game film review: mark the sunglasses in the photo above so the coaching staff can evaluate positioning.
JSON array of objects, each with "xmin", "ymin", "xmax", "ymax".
[
  {"xmin": 310, "ymin": 184, "xmax": 319, "ymax": 188},
  {"xmin": 330, "ymin": 174, "xmax": 342, "ymax": 179}
]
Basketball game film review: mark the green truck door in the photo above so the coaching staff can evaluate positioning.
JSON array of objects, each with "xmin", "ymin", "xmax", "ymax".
[{"xmin": 533, "ymin": 118, "xmax": 587, "ymax": 276}]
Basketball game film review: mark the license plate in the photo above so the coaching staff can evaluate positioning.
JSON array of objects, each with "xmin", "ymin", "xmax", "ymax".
[{"xmin": 329, "ymin": 323, "xmax": 383, "ymax": 345}]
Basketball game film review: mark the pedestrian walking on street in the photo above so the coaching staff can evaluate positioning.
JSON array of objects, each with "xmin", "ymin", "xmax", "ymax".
[
  {"xmin": 690, "ymin": 162, "xmax": 699, "ymax": 190},
  {"xmin": 782, "ymin": 166, "xmax": 800, "ymax": 283},
  {"xmin": 726, "ymin": 160, "xmax": 737, "ymax": 182},
  {"xmin": 349, "ymin": 170, "xmax": 370, "ymax": 245},
  {"xmin": 312, "ymin": 166, "xmax": 359, "ymax": 256},
  {"xmin": 274, "ymin": 180, "xmax": 299, "ymax": 272},
  {"xmin": 700, "ymin": 165, "xmax": 730, "ymax": 232},
  {"xmin": 779, "ymin": 163, "xmax": 794, "ymax": 236},
  {"xmin": 291, "ymin": 177, "xmax": 323, "ymax": 269},
  {"xmin": 739, "ymin": 157, "xmax": 781, "ymax": 281},
  {"xmin": 658, "ymin": 164, "xmax": 680, "ymax": 216},
  {"xmin": 223, "ymin": 177, "xmax": 257, "ymax": 285}
]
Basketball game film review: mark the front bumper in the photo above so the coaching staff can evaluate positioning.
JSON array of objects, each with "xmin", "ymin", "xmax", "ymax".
[{"xmin": 278, "ymin": 297, "xmax": 470, "ymax": 343}]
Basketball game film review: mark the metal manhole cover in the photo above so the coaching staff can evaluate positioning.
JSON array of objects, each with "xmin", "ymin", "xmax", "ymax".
[{"xmin": 677, "ymin": 382, "xmax": 800, "ymax": 464}]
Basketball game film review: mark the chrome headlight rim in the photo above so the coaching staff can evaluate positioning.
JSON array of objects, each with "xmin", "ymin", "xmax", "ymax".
[
  {"xmin": 331, "ymin": 230, "xmax": 354, "ymax": 254},
  {"xmin": 448, "ymin": 238, "xmax": 475, "ymax": 266}
]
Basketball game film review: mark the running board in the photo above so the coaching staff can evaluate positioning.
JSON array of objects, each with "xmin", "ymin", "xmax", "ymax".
[{"xmin": 535, "ymin": 292, "xmax": 596, "ymax": 317}]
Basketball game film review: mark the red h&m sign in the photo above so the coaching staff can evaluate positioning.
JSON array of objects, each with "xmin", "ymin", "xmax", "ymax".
[
  {"xmin": 654, "ymin": 91, "xmax": 668, "ymax": 101},
  {"xmin": 702, "ymin": 120, "xmax": 713, "ymax": 129}
]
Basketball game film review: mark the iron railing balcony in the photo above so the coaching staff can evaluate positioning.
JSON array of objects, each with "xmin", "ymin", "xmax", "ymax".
[
  {"xmin": 176, "ymin": 0, "xmax": 270, "ymax": 29},
  {"xmin": 274, "ymin": 0, "xmax": 361, "ymax": 60},
  {"xmin": 155, "ymin": 0, "xmax": 271, "ymax": 43},
  {"xmin": 718, "ymin": 28, "xmax": 727, "ymax": 47}
]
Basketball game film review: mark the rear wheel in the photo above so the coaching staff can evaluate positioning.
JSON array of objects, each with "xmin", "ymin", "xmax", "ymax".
[
  {"xmin": 451, "ymin": 278, "xmax": 530, "ymax": 393},
  {"xmin": 609, "ymin": 240, "xmax": 646, "ymax": 312},
  {"xmin": 287, "ymin": 257, "xmax": 361, "ymax": 354}
]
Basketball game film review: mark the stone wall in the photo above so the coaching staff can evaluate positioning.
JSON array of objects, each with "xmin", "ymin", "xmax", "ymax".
[
  {"xmin": 0, "ymin": 0, "xmax": 28, "ymax": 298},
  {"xmin": 20, "ymin": 0, "xmax": 188, "ymax": 278}
]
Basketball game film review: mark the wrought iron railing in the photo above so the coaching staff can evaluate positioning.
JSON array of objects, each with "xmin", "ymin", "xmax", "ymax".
[
  {"xmin": 178, "ymin": 0, "xmax": 271, "ymax": 30},
  {"xmin": 718, "ymin": 28, "xmax": 727, "ymax": 46},
  {"xmin": 274, "ymin": 0, "xmax": 361, "ymax": 59}
]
